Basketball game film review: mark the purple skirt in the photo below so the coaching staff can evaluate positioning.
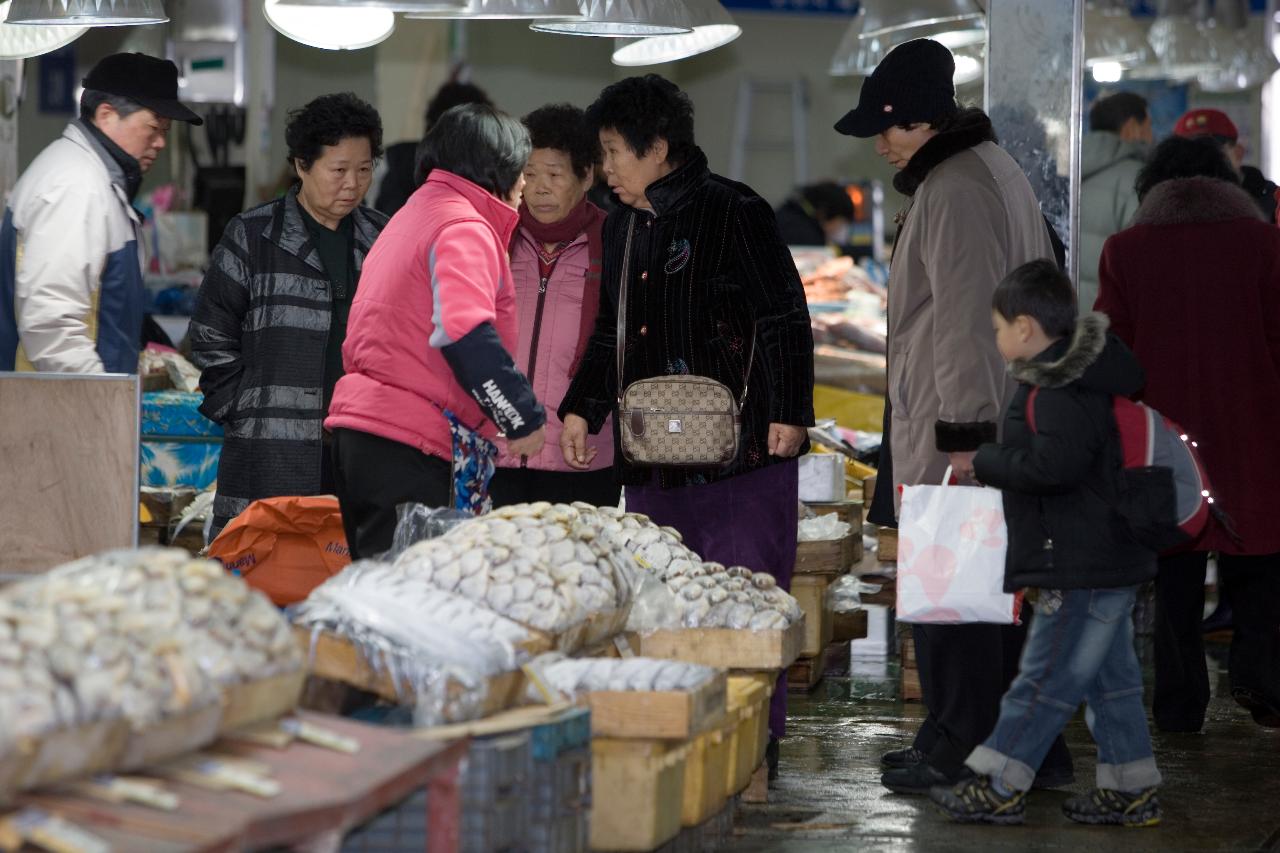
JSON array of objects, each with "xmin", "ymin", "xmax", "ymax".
[{"xmin": 626, "ymin": 459, "xmax": 799, "ymax": 738}]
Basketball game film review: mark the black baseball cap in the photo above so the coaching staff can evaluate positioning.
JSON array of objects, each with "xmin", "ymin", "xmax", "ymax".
[
  {"xmin": 835, "ymin": 39, "xmax": 957, "ymax": 138},
  {"xmin": 83, "ymin": 53, "xmax": 203, "ymax": 126}
]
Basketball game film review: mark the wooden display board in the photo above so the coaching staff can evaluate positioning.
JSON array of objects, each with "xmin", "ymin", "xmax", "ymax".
[{"xmin": 0, "ymin": 373, "xmax": 139, "ymax": 577}]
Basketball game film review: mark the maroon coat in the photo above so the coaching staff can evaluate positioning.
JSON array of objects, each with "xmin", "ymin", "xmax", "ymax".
[{"xmin": 1096, "ymin": 176, "xmax": 1280, "ymax": 555}]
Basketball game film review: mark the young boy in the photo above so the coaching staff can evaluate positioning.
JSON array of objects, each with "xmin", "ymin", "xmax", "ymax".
[{"xmin": 930, "ymin": 259, "xmax": 1162, "ymax": 827}]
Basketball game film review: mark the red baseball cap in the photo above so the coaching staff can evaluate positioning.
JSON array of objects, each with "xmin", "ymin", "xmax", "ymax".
[{"xmin": 1174, "ymin": 108, "xmax": 1238, "ymax": 142}]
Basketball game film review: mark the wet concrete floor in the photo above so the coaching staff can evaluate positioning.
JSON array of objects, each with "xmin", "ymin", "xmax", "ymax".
[{"xmin": 730, "ymin": 657, "xmax": 1280, "ymax": 852}]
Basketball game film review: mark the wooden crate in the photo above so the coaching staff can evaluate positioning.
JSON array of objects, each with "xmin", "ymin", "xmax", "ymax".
[
  {"xmin": 862, "ymin": 475, "xmax": 877, "ymax": 506},
  {"xmin": 582, "ymin": 672, "xmax": 727, "ymax": 740},
  {"xmin": 790, "ymin": 575, "xmax": 834, "ymax": 658},
  {"xmin": 591, "ymin": 738, "xmax": 689, "ymax": 852},
  {"xmin": 221, "ymin": 670, "xmax": 307, "ymax": 733},
  {"xmin": 294, "ymin": 628, "xmax": 528, "ymax": 719},
  {"xmin": 118, "ymin": 704, "xmax": 223, "ymax": 772},
  {"xmin": 804, "ymin": 500, "xmax": 864, "ymax": 528},
  {"xmin": 900, "ymin": 633, "xmax": 922, "ymax": 701},
  {"xmin": 787, "ymin": 644, "xmax": 829, "ymax": 691},
  {"xmin": 834, "ymin": 608, "xmax": 869, "ymax": 642},
  {"xmin": 877, "ymin": 526, "xmax": 898, "ymax": 563},
  {"xmin": 637, "ymin": 619, "xmax": 804, "ymax": 672},
  {"xmin": 795, "ymin": 533, "xmax": 862, "ymax": 576}
]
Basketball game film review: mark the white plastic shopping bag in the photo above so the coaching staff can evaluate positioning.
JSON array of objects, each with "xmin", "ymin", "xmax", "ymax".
[{"xmin": 896, "ymin": 468, "xmax": 1020, "ymax": 624}]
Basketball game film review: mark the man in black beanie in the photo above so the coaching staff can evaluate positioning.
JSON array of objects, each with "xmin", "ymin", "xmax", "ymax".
[
  {"xmin": 834, "ymin": 38, "xmax": 1073, "ymax": 797},
  {"xmin": 1, "ymin": 53, "xmax": 201, "ymax": 373}
]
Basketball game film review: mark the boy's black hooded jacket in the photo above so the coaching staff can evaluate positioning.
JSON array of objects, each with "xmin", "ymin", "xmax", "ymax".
[{"xmin": 973, "ymin": 313, "xmax": 1157, "ymax": 592}]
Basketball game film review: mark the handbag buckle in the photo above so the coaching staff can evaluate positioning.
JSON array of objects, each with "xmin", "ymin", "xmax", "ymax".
[{"xmin": 667, "ymin": 419, "xmax": 683, "ymax": 434}]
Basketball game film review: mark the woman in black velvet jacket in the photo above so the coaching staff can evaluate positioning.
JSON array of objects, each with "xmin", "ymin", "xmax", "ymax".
[{"xmin": 558, "ymin": 75, "xmax": 815, "ymax": 773}]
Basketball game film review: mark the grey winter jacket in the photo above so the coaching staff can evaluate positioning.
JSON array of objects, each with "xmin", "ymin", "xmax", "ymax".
[
  {"xmin": 190, "ymin": 188, "xmax": 387, "ymax": 530},
  {"xmin": 1079, "ymin": 132, "xmax": 1147, "ymax": 309}
]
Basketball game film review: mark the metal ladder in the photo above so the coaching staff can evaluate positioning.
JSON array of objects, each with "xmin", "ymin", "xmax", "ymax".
[{"xmin": 728, "ymin": 77, "xmax": 810, "ymax": 188}]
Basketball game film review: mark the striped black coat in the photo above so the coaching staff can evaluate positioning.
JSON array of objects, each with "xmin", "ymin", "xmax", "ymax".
[
  {"xmin": 558, "ymin": 149, "xmax": 815, "ymax": 488},
  {"xmin": 190, "ymin": 188, "xmax": 387, "ymax": 529}
]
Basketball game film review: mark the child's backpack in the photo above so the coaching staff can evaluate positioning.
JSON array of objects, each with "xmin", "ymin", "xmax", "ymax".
[{"xmin": 1026, "ymin": 388, "xmax": 1215, "ymax": 552}]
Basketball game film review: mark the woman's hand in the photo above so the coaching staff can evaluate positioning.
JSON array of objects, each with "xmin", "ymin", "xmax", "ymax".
[
  {"xmin": 768, "ymin": 423, "xmax": 807, "ymax": 458},
  {"xmin": 506, "ymin": 426, "xmax": 546, "ymax": 459},
  {"xmin": 560, "ymin": 414, "xmax": 598, "ymax": 470}
]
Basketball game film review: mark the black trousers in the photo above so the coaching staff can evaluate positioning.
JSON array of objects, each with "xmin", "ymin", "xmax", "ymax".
[
  {"xmin": 911, "ymin": 607, "xmax": 1074, "ymax": 778},
  {"xmin": 1154, "ymin": 550, "xmax": 1280, "ymax": 731},
  {"xmin": 331, "ymin": 428, "xmax": 452, "ymax": 560},
  {"xmin": 489, "ymin": 466, "xmax": 621, "ymax": 509}
]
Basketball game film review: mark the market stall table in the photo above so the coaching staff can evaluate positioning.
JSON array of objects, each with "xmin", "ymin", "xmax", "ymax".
[{"xmin": 7, "ymin": 713, "xmax": 468, "ymax": 853}]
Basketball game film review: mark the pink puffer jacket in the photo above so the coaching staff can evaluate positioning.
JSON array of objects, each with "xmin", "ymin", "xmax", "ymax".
[
  {"xmin": 497, "ymin": 226, "xmax": 613, "ymax": 472},
  {"xmin": 326, "ymin": 170, "xmax": 520, "ymax": 461}
]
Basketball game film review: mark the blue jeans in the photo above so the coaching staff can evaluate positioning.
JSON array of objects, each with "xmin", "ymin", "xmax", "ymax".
[{"xmin": 967, "ymin": 586, "xmax": 1162, "ymax": 793}]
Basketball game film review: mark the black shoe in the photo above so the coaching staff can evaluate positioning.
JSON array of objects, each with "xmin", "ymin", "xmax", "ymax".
[
  {"xmin": 1232, "ymin": 687, "xmax": 1280, "ymax": 728},
  {"xmin": 881, "ymin": 761, "xmax": 969, "ymax": 795},
  {"xmin": 880, "ymin": 747, "xmax": 927, "ymax": 769},
  {"xmin": 1031, "ymin": 766, "xmax": 1076, "ymax": 790},
  {"xmin": 1201, "ymin": 602, "xmax": 1233, "ymax": 635},
  {"xmin": 930, "ymin": 775, "xmax": 1026, "ymax": 825},
  {"xmin": 766, "ymin": 737, "xmax": 780, "ymax": 782},
  {"xmin": 1062, "ymin": 787, "xmax": 1161, "ymax": 827}
]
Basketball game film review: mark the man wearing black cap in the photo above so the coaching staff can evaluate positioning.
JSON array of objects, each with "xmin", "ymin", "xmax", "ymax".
[
  {"xmin": 834, "ymin": 39, "xmax": 1073, "ymax": 797},
  {"xmin": 1, "ymin": 53, "xmax": 202, "ymax": 373}
]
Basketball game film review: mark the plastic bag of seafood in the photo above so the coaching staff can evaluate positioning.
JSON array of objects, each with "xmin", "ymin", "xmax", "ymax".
[
  {"xmin": 291, "ymin": 560, "xmax": 544, "ymax": 726},
  {"xmin": 385, "ymin": 503, "xmax": 473, "ymax": 560}
]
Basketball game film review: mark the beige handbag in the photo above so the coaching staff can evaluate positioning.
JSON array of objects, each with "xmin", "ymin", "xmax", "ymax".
[{"xmin": 614, "ymin": 215, "xmax": 754, "ymax": 469}]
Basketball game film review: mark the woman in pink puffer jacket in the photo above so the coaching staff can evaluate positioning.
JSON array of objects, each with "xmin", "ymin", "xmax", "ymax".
[{"xmin": 490, "ymin": 104, "xmax": 619, "ymax": 509}]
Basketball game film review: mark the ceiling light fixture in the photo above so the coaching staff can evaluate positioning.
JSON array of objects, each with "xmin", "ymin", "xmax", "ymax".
[
  {"xmin": 857, "ymin": 0, "xmax": 984, "ymax": 46},
  {"xmin": 1139, "ymin": 0, "xmax": 1219, "ymax": 81},
  {"xmin": 4, "ymin": 0, "xmax": 167, "ymax": 25},
  {"xmin": 0, "ymin": 0, "xmax": 84, "ymax": 54},
  {"xmin": 831, "ymin": 6, "xmax": 986, "ymax": 80},
  {"xmin": 531, "ymin": 0, "xmax": 692, "ymax": 37},
  {"xmin": 405, "ymin": 0, "xmax": 581, "ymax": 19},
  {"xmin": 611, "ymin": 0, "xmax": 738, "ymax": 65},
  {"xmin": 1084, "ymin": 0, "xmax": 1152, "ymax": 70},
  {"xmin": 274, "ymin": 0, "xmax": 466, "ymax": 9},
  {"xmin": 263, "ymin": 0, "xmax": 396, "ymax": 50}
]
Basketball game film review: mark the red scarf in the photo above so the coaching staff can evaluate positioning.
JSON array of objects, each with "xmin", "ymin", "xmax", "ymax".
[{"xmin": 517, "ymin": 196, "xmax": 606, "ymax": 372}]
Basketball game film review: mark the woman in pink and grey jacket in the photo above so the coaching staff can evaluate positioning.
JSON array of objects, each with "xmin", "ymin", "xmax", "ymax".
[
  {"xmin": 491, "ymin": 104, "xmax": 619, "ymax": 509},
  {"xmin": 326, "ymin": 104, "xmax": 546, "ymax": 558}
]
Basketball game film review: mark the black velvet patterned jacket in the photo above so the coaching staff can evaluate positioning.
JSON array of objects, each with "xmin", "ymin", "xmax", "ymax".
[{"xmin": 558, "ymin": 149, "xmax": 815, "ymax": 489}]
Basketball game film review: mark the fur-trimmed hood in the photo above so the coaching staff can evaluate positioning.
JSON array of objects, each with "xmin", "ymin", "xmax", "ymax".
[
  {"xmin": 1133, "ymin": 175, "xmax": 1265, "ymax": 227},
  {"xmin": 893, "ymin": 109, "xmax": 998, "ymax": 197},
  {"xmin": 1009, "ymin": 312, "xmax": 1145, "ymax": 395}
]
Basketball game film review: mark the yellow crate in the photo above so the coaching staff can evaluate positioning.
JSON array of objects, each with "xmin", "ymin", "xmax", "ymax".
[
  {"xmin": 681, "ymin": 720, "xmax": 733, "ymax": 828},
  {"xmin": 590, "ymin": 738, "xmax": 689, "ymax": 851},
  {"xmin": 724, "ymin": 678, "xmax": 770, "ymax": 796}
]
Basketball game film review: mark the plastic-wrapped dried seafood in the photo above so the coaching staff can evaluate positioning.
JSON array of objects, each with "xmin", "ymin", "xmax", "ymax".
[
  {"xmin": 0, "ymin": 548, "xmax": 301, "ymax": 757},
  {"xmin": 524, "ymin": 655, "xmax": 718, "ymax": 702},
  {"xmin": 292, "ymin": 559, "xmax": 540, "ymax": 725}
]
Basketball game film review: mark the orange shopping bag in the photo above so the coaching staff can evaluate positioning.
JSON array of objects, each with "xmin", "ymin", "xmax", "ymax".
[{"xmin": 208, "ymin": 495, "xmax": 351, "ymax": 606}]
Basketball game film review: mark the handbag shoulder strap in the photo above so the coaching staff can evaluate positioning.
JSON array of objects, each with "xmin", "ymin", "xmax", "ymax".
[{"xmin": 615, "ymin": 212, "xmax": 637, "ymax": 406}]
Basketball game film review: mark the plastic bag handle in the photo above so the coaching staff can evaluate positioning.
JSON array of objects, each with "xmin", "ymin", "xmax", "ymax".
[{"xmin": 941, "ymin": 465, "xmax": 956, "ymax": 487}]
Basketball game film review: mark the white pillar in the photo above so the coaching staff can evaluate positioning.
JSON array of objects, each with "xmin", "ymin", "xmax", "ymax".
[{"xmin": 244, "ymin": 0, "xmax": 277, "ymax": 208}]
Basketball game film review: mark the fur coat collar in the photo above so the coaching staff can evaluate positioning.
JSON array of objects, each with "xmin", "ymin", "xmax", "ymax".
[
  {"xmin": 1133, "ymin": 176, "xmax": 1264, "ymax": 227},
  {"xmin": 894, "ymin": 110, "xmax": 998, "ymax": 197}
]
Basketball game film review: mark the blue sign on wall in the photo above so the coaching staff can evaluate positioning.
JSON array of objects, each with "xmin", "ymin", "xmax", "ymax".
[{"xmin": 38, "ymin": 46, "xmax": 76, "ymax": 115}]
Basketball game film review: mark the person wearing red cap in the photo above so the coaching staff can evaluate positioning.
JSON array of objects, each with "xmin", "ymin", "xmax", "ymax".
[
  {"xmin": 1175, "ymin": 107, "xmax": 1278, "ymax": 222},
  {"xmin": 1, "ymin": 52, "xmax": 202, "ymax": 374}
]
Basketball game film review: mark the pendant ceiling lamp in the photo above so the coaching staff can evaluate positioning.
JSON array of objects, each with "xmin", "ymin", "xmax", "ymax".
[
  {"xmin": 1138, "ymin": 0, "xmax": 1218, "ymax": 80},
  {"xmin": 274, "ymin": 0, "xmax": 466, "ymax": 8},
  {"xmin": 611, "ymin": 0, "xmax": 738, "ymax": 65},
  {"xmin": 857, "ymin": 0, "xmax": 984, "ymax": 48},
  {"xmin": 1084, "ymin": 0, "xmax": 1152, "ymax": 69},
  {"xmin": 405, "ymin": 0, "xmax": 581, "ymax": 19},
  {"xmin": 4, "ymin": 0, "xmax": 167, "ymax": 25},
  {"xmin": 530, "ymin": 0, "xmax": 692, "ymax": 37},
  {"xmin": 0, "ymin": 1, "xmax": 84, "ymax": 55},
  {"xmin": 264, "ymin": 0, "xmax": 396, "ymax": 50},
  {"xmin": 1199, "ymin": 0, "xmax": 1277, "ymax": 91},
  {"xmin": 830, "ymin": 6, "xmax": 985, "ymax": 80}
]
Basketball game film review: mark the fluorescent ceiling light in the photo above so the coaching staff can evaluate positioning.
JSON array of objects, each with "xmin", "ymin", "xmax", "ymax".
[
  {"xmin": 4, "ymin": 0, "xmax": 167, "ymax": 25},
  {"xmin": 0, "ymin": 0, "xmax": 85, "ymax": 54},
  {"xmin": 1091, "ymin": 60, "xmax": 1124, "ymax": 82},
  {"xmin": 857, "ymin": 0, "xmax": 983, "ymax": 43},
  {"xmin": 611, "ymin": 0, "xmax": 738, "ymax": 65},
  {"xmin": 406, "ymin": 0, "xmax": 581, "ymax": 19},
  {"xmin": 264, "ymin": 0, "xmax": 395, "ymax": 50},
  {"xmin": 531, "ymin": 0, "xmax": 692, "ymax": 37}
]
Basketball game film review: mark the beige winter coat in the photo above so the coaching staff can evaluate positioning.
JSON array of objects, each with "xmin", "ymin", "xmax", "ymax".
[{"xmin": 887, "ymin": 114, "xmax": 1056, "ymax": 496}]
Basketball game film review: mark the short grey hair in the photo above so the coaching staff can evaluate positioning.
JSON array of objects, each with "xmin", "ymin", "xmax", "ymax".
[{"xmin": 80, "ymin": 89, "xmax": 145, "ymax": 123}]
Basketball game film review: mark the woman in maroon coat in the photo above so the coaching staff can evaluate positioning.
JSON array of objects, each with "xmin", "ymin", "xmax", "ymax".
[{"xmin": 1096, "ymin": 136, "xmax": 1280, "ymax": 732}]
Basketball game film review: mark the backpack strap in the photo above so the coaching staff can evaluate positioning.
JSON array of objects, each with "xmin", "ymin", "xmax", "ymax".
[{"xmin": 1025, "ymin": 387, "xmax": 1040, "ymax": 434}]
